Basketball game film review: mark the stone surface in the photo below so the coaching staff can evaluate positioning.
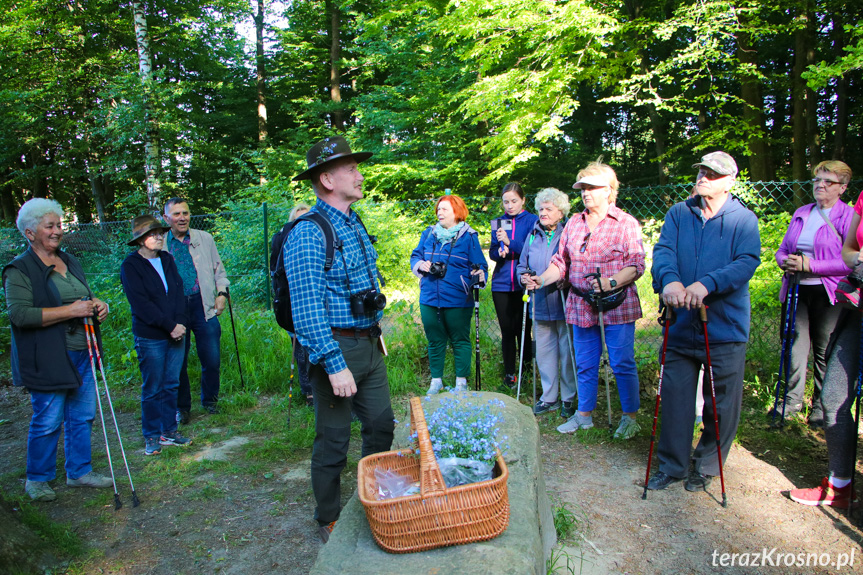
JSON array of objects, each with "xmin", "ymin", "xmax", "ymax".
[{"xmin": 311, "ymin": 391, "xmax": 555, "ymax": 575}]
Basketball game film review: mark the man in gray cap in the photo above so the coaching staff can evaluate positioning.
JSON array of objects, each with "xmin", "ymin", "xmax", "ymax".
[
  {"xmin": 284, "ymin": 136, "xmax": 394, "ymax": 543},
  {"xmin": 646, "ymin": 151, "xmax": 761, "ymax": 494}
]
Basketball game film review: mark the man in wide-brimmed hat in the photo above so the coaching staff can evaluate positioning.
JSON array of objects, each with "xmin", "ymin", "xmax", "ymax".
[
  {"xmin": 285, "ymin": 136, "xmax": 394, "ymax": 543},
  {"xmin": 647, "ymin": 151, "xmax": 761, "ymax": 495}
]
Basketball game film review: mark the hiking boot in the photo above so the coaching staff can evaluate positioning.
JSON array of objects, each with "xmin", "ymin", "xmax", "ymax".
[
  {"xmin": 145, "ymin": 437, "xmax": 162, "ymax": 456},
  {"xmin": 560, "ymin": 401, "xmax": 575, "ymax": 419},
  {"xmin": 503, "ymin": 374, "xmax": 516, "ymax": 389},
  {"xmin": 808, "ymin": 404, "xmax": 824, "ymax": 429},
  {"xmin": 204, "ymin": 404, "xmax": 220, "ymax": 415},
  {"xmin": 427, "ymin": 378, "xmax": 443, "ymax": 395},
  {"xmin": 614, "ymin": 415, "xmax": 641, "ymax": 439},
  {"xmin": 318, "ymin": 520, "xmax": 336, "ymax": 543},
  {"xmin": 176, "ymin": 410, "xmax": 191, "ymax": 425},
  {"xmin": 767, "ymin": 401, "xmax": 801, "ymax": 420},
  {"xmin": 67, "ymin": 471, "xmax": 113, "ymax": 488},
  {"xmin": 557, "ymin": 412, "xmax": 593, "ymax": 434},
  {"xmin": 455, "ymin": 378, "xmax": 468, "ymax": 392},
  {"xmin": 790, "ymin": 478, "xmax": 859, "ymax": 508},
  {"xmin": 533, "ymin": 400, "xmax": 561, "ymax": 416},
  {"xmin": 160, "ymin": 431, "xmax": 191, "ymax": 446},
  {"xmin": 646, "ymin": 471, "xmax": 683, "ymax": 491},
  {"xmin": 25, "ymin": 480, "xmax": 56, "ymax": 502},
  {"xmin": 685, "ymin": 468, "xmax": 713, "ymax": 492}
]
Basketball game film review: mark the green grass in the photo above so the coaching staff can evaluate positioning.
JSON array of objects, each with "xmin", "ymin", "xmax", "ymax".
[{"xmin": 14, "ymin": 499, "xmax": 85, "ymax": 557}]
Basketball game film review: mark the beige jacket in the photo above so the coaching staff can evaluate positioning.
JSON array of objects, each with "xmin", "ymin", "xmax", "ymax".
[{"xmin": 167, "ymin": 228, "xmax": 230, "ymax": 321}]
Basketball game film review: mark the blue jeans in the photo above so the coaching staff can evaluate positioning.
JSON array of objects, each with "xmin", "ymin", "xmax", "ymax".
[
  {"xmin": 136, "ymin": 336, "xmax": 184, "ymax": 439},
  {"xmin": 572, "ymin": 322, "xmax": 640, "ymax": 413},
  {"xmin": 177, "ymin": 293, "xmax": 222, "ymax": 410},
  {"xmin": 27, "ymin": 350, "xmax": 96, "ymax": 481}
]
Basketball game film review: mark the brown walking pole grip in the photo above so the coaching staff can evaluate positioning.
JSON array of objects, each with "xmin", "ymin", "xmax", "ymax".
[{"xmin": 698, "ymin": 305, "xmax": 708, "ymax": 322}]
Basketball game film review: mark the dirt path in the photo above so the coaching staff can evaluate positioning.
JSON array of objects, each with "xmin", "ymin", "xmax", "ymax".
[{"xmin": 1, "ymin": 384, "xmax": 862, "ymax": 574}]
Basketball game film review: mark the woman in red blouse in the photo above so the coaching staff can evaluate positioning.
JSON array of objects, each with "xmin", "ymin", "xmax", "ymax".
[{"xmin": 526, "ymin": 161, "xmax": 646, "ymax": 439}]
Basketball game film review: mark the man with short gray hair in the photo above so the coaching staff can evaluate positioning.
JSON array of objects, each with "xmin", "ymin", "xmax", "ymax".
[
  {"xmin": 646, "ymin": 151, "xmax": 761, "ymax": 494},
  {"xmin": 163, "ymin": 198, "xmax": 230, "ymax": 423}
]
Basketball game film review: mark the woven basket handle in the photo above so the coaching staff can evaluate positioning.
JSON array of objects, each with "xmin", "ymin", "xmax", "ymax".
[{"xmin": 410, "ymin": 397, "xmax": 447, "ymax": 496}]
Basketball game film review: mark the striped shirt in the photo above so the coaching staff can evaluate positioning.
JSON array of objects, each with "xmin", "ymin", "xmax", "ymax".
[
  {"xmin": 284, "ymin": 199, "xmax": 382, "ymax": 374},
  {"xmin": 551, "ymin": 205, "xmax": 646, "ymax": 328}
]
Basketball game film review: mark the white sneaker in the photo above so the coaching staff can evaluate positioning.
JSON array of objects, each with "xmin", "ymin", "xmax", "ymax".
[
  {"xmin": 557, "ymin": 412, "xmax": 594, "ymax": 434},
  {"xmin": 455, "ymin": 378, "xmax": 468, "ymax": 392},
  {"xmin": 427, "ymin": 378, "xmax": 443, "ymax": 395},
  {"xmin": 614, "ymin": 415, "xmax": 641, "ymax": 439}
]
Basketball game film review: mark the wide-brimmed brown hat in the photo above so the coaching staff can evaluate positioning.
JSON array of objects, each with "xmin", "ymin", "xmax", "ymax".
[
  {"xmin": 127, "ymin": 214, "xmax": 171, "ymax": 246},
  {"xmin": 293, "ymin": 136, "xmax": 372, "ymax": 181}
]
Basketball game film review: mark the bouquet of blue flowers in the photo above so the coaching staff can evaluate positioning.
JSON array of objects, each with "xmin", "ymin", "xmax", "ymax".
[{"xmin": 412, "ymin": 394, "xmax": 508, "ymax": 487}]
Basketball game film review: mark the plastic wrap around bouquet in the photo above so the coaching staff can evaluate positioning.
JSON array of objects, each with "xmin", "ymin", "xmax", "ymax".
[{"xmin": 357, "ymin": 396, "xmax": 510, "ymax": 553}]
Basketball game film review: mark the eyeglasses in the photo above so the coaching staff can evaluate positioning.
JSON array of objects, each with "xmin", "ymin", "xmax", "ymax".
[
  {"xmin": 146, "ymin": 231, "xmax": 165, "ymax": 239},
  {"xmin": 698, "ymin": 169, "xmax": 726, "ymax": 181},
  {"xmin": 580, "ymin": 232, "xmax": 592, "ymax": 254},
  {"xmin": 812, "ymin": 177, "xmax": 843, "ymax": 187}
]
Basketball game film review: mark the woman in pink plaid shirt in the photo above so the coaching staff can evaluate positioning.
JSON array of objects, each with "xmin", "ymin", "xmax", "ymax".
[{"xmin": 525, "ymin": 161, "xmax": 646, "ymax": 439}]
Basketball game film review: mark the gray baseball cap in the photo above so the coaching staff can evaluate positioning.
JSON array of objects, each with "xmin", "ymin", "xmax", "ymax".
[{"xmin": 692, "ymin": 151, "xmax": 738, "ymax": 178}]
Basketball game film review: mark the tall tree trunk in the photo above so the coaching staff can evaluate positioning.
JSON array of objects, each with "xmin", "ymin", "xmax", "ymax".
[
  {"xmin": 132, "ymin": 0, "xmax": 160, "ymax": 211},
  {"xmin": 645, "ymin": 104, "xmax": 668, "ymax": 184},
  {"xmin": 804, "ymin": 3, "xmax": 820, "ymax": 167},
  {"xmin": 255, "ymin": 0, "xmax": 268, "ymax": 185},
  {"xmin": 738, "ymin": 29, "xmax": 773, "ymax": 181},
  {"xmin": 326, "ymin": 0, "xmax": 344, "ymax": 131},
  {"xmin": 832, "ymin": 12, "xmax": 848, "ymax": 160},
  {"xmin": 790, "ymin": 2, "xmax": 808, "ymax": 205}
]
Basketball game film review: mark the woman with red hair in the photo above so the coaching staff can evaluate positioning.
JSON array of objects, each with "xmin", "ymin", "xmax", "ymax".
[{"xmin": 410, "ymin": 195, "xmax": 487, "ymax": 394}]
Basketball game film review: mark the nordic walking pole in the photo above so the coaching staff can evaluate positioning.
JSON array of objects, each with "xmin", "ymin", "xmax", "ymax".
[
  {"xmin": 532, "ymin": 290, "xmax": 538, "ymax": 409},
  {"xmin": 288, "ymin": 335, "xmax": 295, "ymax": 427},
  {"xmin": 772, "ymin": 252, "xmax": 802, "ymax": 427},
  {"xmin": 585, "ymin": 267, "xmax": 613, "ymax": 428},
  {"xmin": 83, "ymin": 312, "xmax": 139, "ymax": 508},
  {"xmin": 471, "ymin": 264, "xmax": 485, "ymax": 391},
  {"xmin": 516, "ymin": 290, "xmax": 530, "ymax": 401},
  {"xmin": 643, "ymin": 303, "xmax": 674, "ymax": 500},
  {"xmin": 851, "ymin": 315, "xmax": 863, "ymax": 519},
  {"xmin": 226, "ymin": 287, "xmax": 246, "ymax": 390},
  {"xmin": 779, "ymin": 260, "xmax": 803, "ymax": 425},
  {"xmin": 82, "ymin": 316, "xmax": 122, "ymax": 510},
  {"xmin": 559, "ymin": 290, "xmax": 578, "ymax": 386},
  {"xmin": 700, "ymin": 305, "xmax": 727, "ymax": 508}
]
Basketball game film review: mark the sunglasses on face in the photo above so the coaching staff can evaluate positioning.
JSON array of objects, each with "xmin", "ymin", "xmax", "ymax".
[
  {"xmin": 812, "ymin": 177, "xmax": 843, "ymax": 187},
  {"xmin": 580, "ymin": 232, "xmax": 592, "ymax": 254}
]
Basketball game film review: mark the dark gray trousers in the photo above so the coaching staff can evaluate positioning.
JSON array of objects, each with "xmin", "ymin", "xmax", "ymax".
[
  {"xmin": 309, "ymin": 334, "xmax": 394, "ymax": 525},
  {"xmin": 657, "ymin": 343, "xmax": 746, "ymax": 479},
  {"xmin": 822, "ymin": 311, "xmax": 861, "ymax": 478},
  {"xmin": 781, "ymin": 284, "xmax": 844, "ymax": 410}
]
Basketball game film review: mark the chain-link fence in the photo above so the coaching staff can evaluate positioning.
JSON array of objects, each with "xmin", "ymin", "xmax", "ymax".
[{"xmin": 2, "ymin": 179, "xmax": 860, "ymax": 381}]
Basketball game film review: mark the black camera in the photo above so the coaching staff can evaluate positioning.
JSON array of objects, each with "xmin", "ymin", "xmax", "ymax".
[
  {"xmin": 350, "ymin": 289, "xmax": 387, "ymax": 315},
  {"xmin": 428, "ymin": 261, "xmax": 448, "ymax": 278}
]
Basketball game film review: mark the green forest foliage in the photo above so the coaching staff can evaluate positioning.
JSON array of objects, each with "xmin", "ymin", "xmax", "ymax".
[{"xmin": 1, "ymin": 0, "xmax": 861, "ymax": 223}]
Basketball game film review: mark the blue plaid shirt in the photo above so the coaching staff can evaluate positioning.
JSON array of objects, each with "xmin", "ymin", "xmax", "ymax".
[{"xmin": 284, "ymin": 199, "xmax": 383, "ymax": 374}]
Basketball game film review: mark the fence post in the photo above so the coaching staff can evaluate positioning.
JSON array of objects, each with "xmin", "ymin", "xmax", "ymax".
[{"xmin": 263, "ymin": 202, "xmax": 271, "ymax": 310}]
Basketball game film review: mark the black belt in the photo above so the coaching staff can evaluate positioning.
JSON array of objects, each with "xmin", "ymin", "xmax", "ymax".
[{"xmin": 331, "ymin": 325, "xmax": 382, "ymax": 338}]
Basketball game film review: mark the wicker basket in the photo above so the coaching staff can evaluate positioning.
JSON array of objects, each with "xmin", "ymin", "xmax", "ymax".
[{"xmin": 357, "ymin": 396, "xmax": 510, "ymax": 553}]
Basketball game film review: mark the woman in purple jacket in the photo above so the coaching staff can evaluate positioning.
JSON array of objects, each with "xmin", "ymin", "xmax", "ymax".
[
  {"xmin": 489, "ymin": 183, "xmax": 539, "ymax": 388},
  {"xmin": 773, "ymin": 160, "xmax": 854, "ymax": 426}
]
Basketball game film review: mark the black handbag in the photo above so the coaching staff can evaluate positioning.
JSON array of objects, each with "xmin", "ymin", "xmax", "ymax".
[{"xmin": 574, "ymin": 286, "xmax": 628, "ymax": 312}]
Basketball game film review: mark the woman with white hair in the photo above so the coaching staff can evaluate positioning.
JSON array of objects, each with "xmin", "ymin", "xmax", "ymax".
[
  {"xmin": 3, "ymin": 198, "xmax": 112, "ymax": 501},
  {"xmin": 525, "ymin": 161, "xmax": 646, "ymax": 439},
  {"xmin": 517, "ymin": 188, "xmax": 577, "ymax": 418}
]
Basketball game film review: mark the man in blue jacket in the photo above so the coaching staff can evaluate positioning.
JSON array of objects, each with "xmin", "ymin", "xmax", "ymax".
[{"xmin": 646, "ymin": 151, "xmax": 761, "ymax": 493}]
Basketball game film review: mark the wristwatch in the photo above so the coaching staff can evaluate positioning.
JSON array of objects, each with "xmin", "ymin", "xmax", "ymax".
[
  {"xmin": 218, "ymin": 291, "xmax": 229, "ymax": 298},
  {"xmin": 609, "ymin": 279, "xmax": 617, "ymax": 289}
]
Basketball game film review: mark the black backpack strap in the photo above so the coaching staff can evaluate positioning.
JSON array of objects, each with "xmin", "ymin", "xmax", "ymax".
[{"xmin": 278, "ymin": 212, "xmax": 339, "ymax": 272}]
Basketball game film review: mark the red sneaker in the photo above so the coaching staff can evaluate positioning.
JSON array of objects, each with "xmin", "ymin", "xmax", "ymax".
[{"xmin": 789, "ymin": 478, "xmax": 858, "ymax": 507}]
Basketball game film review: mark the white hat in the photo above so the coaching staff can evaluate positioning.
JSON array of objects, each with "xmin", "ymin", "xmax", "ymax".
[{"xmin": 572, "ymin": 175, "xmax": 609, "ymax": 190}]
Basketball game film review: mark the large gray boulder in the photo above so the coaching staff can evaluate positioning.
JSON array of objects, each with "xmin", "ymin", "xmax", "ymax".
[{"xmin": 311, "ymin": 391, "xmax": 555, "ymax": 575}]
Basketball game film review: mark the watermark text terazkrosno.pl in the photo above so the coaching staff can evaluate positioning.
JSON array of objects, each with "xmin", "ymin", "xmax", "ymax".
[{"xmin": 711, "ymin": 548, "xmax": 856, "ymax": 570}]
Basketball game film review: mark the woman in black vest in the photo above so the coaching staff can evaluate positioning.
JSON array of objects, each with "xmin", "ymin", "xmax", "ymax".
[{"xmin": 3, "ymin": 198, "xmax": 112, "ymax": 502}]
